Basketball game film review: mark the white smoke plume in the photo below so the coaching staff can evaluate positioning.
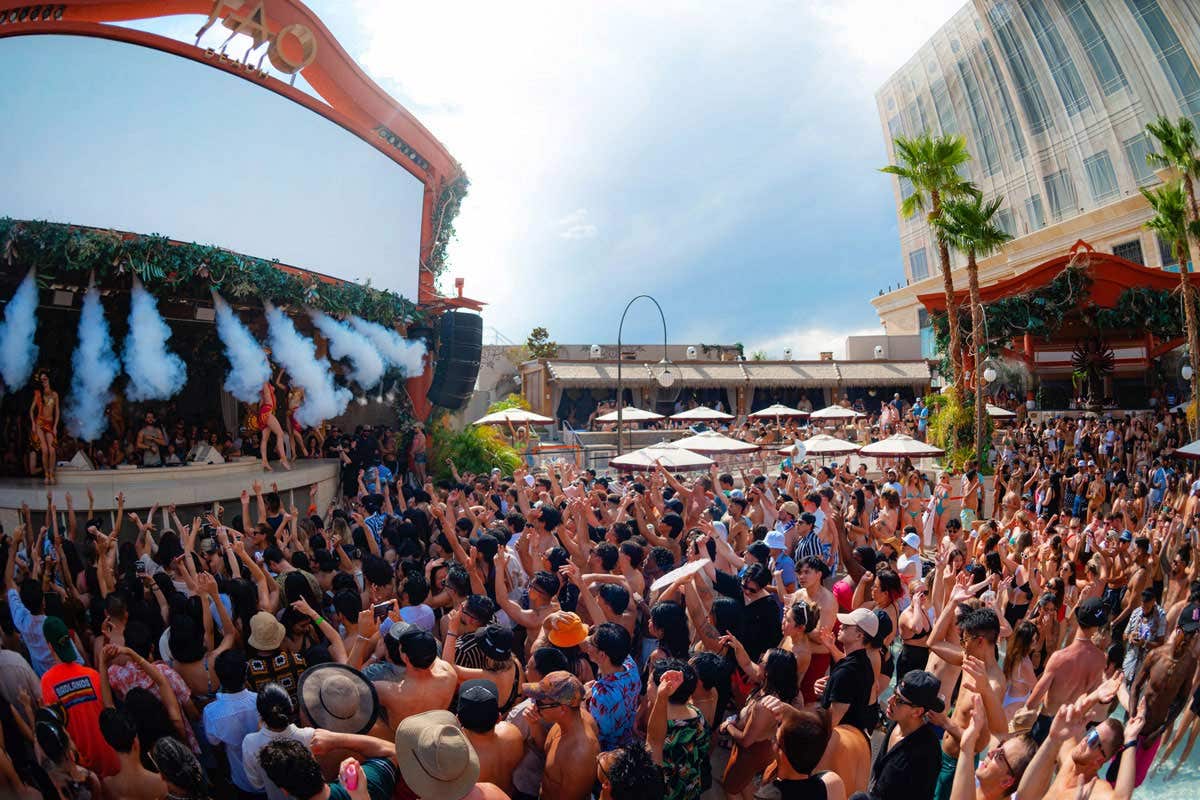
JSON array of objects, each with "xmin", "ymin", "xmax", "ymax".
[
  {"xmin": 0, "ymin": 269, "xmax": 39, "ymax": 391},
  {"xmin": 348, "ymin": 316, "xmax": 426, "ymax": 376},
  {"xmin": 65, "ymin": 282, "xmax": 120, "ymax": 441},
  {"xmin": 309, "ymin": 311, "xmax": 385, "ymax": 390},
  {"xmin": 266, "ymin": 304, "xmax": 350, "ymax": 427},
  {"xmin": 213, "ymin": 293, "xmax": 271, "ymax": 402},
  {"xmin": 123, "ymin": 279, "xmax": 187, "ymax": 401}
]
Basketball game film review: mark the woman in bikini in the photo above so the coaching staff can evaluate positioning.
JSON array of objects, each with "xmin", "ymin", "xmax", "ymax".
[
  {"xmin": 257, "ymin": 373, "xmax": 291, "ymax": 471},
  {"xmin": 903, "ymin": 470, "xmax": 927, "ymax": 532},
  {"xmin": 30, "ymin": 371, "xmax": 60, "ymax": 484},
  {"xmin": 275, "ymin": 369, "xmax": 309, "ymax": 460}
]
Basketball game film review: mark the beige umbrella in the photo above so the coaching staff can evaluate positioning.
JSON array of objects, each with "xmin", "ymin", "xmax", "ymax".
[
  {"xmin": 473, "ymin": 408, "xmax": 555, "ymax": 426},
  {"xmin": 671, "ymin": 430, "xmax": 759, "ymax": 454},
  {"xmin": 669, "ymin": 405, "xmax": 735, "ymax": 422},
  {"xmin": 778, "ymin": 434, "xmax": 860, "ymax": 457},
  {"xmin": 1171, "ymin": 439, "xmax": 1200, "ymax": 459},
  {"xmin": 809, "ymin": 405, "xmax": 863, "ymax": 422},
  {"xmin": 858, "ymin": 433, "xmax": 945, "ymax": 458},
  {"xmin": 610, "ymin": 442, "xmax": 713, "ymax": 472},
  {"xmin": 749, "ymin": 403, "xmax": 809, "ymax": 419},
  {"xmin": 986, "ymin": 404, "xmax": 1017, "ymax": 419},
  {"xmin": 595, "ymin": 406, "xmax": 665, "ymax": 422}
]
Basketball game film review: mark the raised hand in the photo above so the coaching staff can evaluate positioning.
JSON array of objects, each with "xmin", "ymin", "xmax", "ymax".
[
  {"xmin": 291, "ymin": 597, "xmax": 316, "ymax": 619},
  {"xmin": 657, "ymin": 669, "xmax": 684, "ymax": 698}
]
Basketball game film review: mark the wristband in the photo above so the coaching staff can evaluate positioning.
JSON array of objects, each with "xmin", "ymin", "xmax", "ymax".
[
  {"xmin": 314, "ymin": 615, "xmax": 325, "ymax": 626},
  {"xmin": 1123, "ymin": 739, "xmax": 1138, "ymax": 751},
  {"xmin": 446, "ymin": 632, "xmax": 459, "ymax": 638}
]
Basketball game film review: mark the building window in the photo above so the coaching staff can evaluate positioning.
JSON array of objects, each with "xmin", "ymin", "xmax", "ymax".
[
  {"xmin": 1125, "ymin": 0, "xmax": 1200, "ymax": 126},
  {"xmin": 1113, "ymin": 239, "xmax": 1145, "ymax": 264},
  {"xmin": 1123, "ymin": 133, "xmax": 1158, "ymax": 185},
  {"xmin": 982, "ymin": 40, "xmax": 1027, "ymax": 159},
  {"xmin": 1021, "ymin": 0, "xmax": 1092, "ymax": 115},
  {"xmin": 1062, "ymin": 0, "xmax": 1128, "ymax": 95},
  {"xmin": 957, "ymin": 60, "xmax": 1001, "ymax": 175},
  {"xmin": 1026, "ymin": 194, "xmax": 1047, "ymax": 230},
  {"xmin": 987, "ymin": 1, "xmax": 1054, "ymax": 134},
  {"xmin": 1083, "ymin": 151, "xmax": 1119, "ymax": 203},
  {"xmin": 1043, "ymin": 169, "xmax": 1078, "ymax": 220},
  {"xmin": 905, "ymin": 98, "xmax": 930, "ymax": 136},
  {"xmin": 931, "ymin": 78, "xmax": 959, "ymax": 135},
  {"xmin": 888, "ymin": 116, "xmax": 914, "ymax": 201},
  {"xmin": 909, "ymin": 248, "xmax": 930, "ymax": 281},
  {"xmin": 996, "ymin": 208, "xmax": 1016, "ymax": 237}
]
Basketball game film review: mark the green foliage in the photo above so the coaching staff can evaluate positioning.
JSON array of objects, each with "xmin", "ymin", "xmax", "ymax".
[
  {"xmin": 428, "ymin": 176, "xmax": 470, "ymax": 288},
  {"xmin": 925, "ymin": 388, "xmax": 990, "ymax": 470},
  {"xmin": 487, "ymin": 393, "xmax": 530, "ymax": 413},
  {"xmin": 1095, "ymin": 286, "xmax": 1186, "ymax": 339},
  {"xmin": 881, "ymin": 133, "xmax": 977, "ymax": 220},
  {"xmin": 526, "ymin": 327, "xmax": 558, "ymax": 359},
  {"xmin": 0, "ymin": 218, "xmax": 422, "ymax": 325},
  {"xmin": 934, "ymin": 195, "xmax": 1013, "ymax": 264},
  {"xmin": 750, "ymin": 350, "xmax": 767, "ymax": 361},
  {"xmin": 428, "ymin": 414, "xmax": 521, "ymax": 481}
]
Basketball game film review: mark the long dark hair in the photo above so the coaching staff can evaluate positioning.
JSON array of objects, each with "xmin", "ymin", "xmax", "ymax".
[
  {"xmin": 762, "ymin": 648, "xmax": 799, "ymax": 703},
  {"xmin": 650, "ymin": 601, "xmax": 690, "ymax": 660}
]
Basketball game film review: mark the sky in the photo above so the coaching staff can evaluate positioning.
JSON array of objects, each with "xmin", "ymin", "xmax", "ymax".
[{"xmin": 113, "ymin": 0, "xmax": 968, "ymax": 357}]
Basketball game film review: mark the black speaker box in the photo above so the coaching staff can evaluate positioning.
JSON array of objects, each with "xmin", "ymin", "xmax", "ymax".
[{"xmin": 427, "ymin": 311, "xmax": 483, "ymax": 410}]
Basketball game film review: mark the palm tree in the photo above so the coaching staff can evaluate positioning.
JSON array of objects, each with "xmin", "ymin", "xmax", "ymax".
[
  {"xmin": 882, "ymin": 133, "xmax": 977, "ymax": 393},
  {"xmin": 1142, "ymin": 181, "xmax": 1200, "ymax": 434},
  {"xmin": 1146, "ymin": 117, "xmax": 1200, "ymax": 435},
  {"xmin": 935, "ymin": 195, "xmax": 1013, "ymax": 461}
]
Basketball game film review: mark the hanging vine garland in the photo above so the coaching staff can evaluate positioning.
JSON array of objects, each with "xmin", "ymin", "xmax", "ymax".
[{"xmin": 0, "ymin": 217, "xmax": 425, "ymax": 325}]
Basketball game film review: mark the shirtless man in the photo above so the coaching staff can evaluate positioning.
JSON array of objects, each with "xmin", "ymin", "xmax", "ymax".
[
  {"xmin": 1023, "ymin": 598, "xmax": 1108, "ymax": 744},
  {"xmin": 495, "ymin": 552, "xmax": 559, "ymax": 657},
  {"xmin": 1126, "ymin": 603, "xmax": 1200, "ymax": 782},
  {"xmin": 794, "ymin": 556, "xmax": 838, "ymax": 703},
  {"xmin": 960, "ymin": 469, "xmax": 981, "ymax": 530},
  {"xmin": 522, "ymin": 671, "xmax": 600, "ymax": 800},
  {"xmin": 375, "ymin": 626, "xmax": 457, "ymax": 731},
  {"xmin": 1111, "ymin": 537, "xmax": 1153, "ymax": 635},
  {"xmin": 409, "ymin": 423, "xmax": 427, "ymax": 484},
  {"xmin": 931, "ymin": 608, "xmax": 1009, "ymax": 800},
  {"xmin": 456, "ymin": 679, "xmax": 526, "ymax": 795},
  {"xmin": 99, "ymin": 708, "xmax": 166, "ymax": 800}
]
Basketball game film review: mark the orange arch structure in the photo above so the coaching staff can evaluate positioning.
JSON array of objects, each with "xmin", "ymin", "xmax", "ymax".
[{"xmin": 0, "ymin": 0, "xmax": 477, "ymax": 419}]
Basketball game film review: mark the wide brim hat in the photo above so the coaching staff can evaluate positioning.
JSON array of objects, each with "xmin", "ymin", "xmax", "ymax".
[
  {"xmin": 247, "ymin": 611, "xmax": 286, "ymax": 651},
  {"xmin": 394, "ymin": 710, "xmax": 481, "ymax": 800},
  {"xmin": 298, "ymin": 663, "xmax": 379, "ymax": 734},
  {"xmin": 546, "ymin": 613, "xmax": 588, "ymax": 649}
]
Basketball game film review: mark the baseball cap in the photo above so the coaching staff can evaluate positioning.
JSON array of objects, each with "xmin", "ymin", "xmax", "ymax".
[
  {"xmin": 730, "ymin": 489, "xmax": 746, "ymax": 501},
  {"xmin": 43, "ymin": 617, "xmax": 78, "ymax": 663},
  {"xmin": 521, "ymin": 670, "xmax": 584, "ymax": 708},
  {"xmin": 1119, "ymin": 530, "xmax": 1133, "ymax": 542},
  {"xmin": 896, "ymin": 670, "xmax": 945, "ymax": 713},
  {"xmin": 1180, "ymin": 603, "xmax": 1200, "ymax": 634},
  {"xmin": 478, "ymin": 624, "xmax": 515, "ymax": 661},
  {"xmin": 779, "ymin": 501, "xmax": 800, "ymax": 518},
  {"xmin": 1075, "ymin": 598, "xmax": 1108, "ymax": 629},
  {"xmin": 902, "ymin": 532, "xmax": 921, "ymax": 551},
  {"xmin": 836, "ymin": 607, "xmax": 879, "ymax": 639},
  {"xmin": 764, "ymin": 530, "xmax": 786, "ymax": 550},
  {"xmin": 457, "ymin": 678, "xmax": 500, "ymax": 732}
]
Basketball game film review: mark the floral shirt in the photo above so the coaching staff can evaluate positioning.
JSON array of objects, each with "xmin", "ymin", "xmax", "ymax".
[
  {"xmin": 106, "ymin": 660, "xmax": 200, "ymax": 752},
  {"xmin": 662, "ymin": 710, "xmax": 711, "ymax": 800},
  {"xmin": 585, "ymin": 656, "xmax": 640, "ymax": 750}
]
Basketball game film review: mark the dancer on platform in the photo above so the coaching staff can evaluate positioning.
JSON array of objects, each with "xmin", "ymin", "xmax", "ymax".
[
  {"xmin": 276, "ymin": 369, "xmax": 309, "ymax": 460},
  {"xmin": 258, "ymin": 375, "xmax": 291, "ymax": 472},
  {"xmin": 30, "ymin": 371, "xmax": 60, "ymax": 484}
]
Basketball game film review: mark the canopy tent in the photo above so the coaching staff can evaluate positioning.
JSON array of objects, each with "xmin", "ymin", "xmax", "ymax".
[
  {"xmin": 595, "ymin": 406, "xmax": 665, "ymax": 423},
  {"xmin": 609, "ymin": 442, "xmax": 713, "ymax": 472},
  {"xmin": 858, "ymin": 434, "xmax": 945, "ymax": 458},
  {"xmin": 986, "ymin": 404, "xmax": 1017, "ymax": 419},
  {"xmin": 669, "ymin": 405, "xmax": 735, "ymax": 422},
  {"xmin": 1171, "ymin": 439, "xmax": 1200, "ymax": 459},
  {"xmin": 779, "ymin": 434, "xmax": 860, "ymax": 457},
  {"xmin": 473, "ymin": 408, "xmax": 555, "ymax": 426},
  {"xmin": 748, "ymin": 403, "xmax": 809, "ymax": 419},
  {"xmin": 671, "ymin": 430, "xmax": 759, "ymax": 454}
]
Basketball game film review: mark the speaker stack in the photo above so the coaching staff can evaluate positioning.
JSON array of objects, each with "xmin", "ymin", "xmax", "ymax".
[{"xmin": 426, "ymin": 311, "xmax": 483, "ymax": 410}]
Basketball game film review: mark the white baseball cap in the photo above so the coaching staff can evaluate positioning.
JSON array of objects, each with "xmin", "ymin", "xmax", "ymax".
[
  {"xmin": 836, "ymin": 607, "xmax": 879, "ymax": 638},
  {"xmin": 902, "ymin": 532, "xmax": 921, "ymax": 551}
]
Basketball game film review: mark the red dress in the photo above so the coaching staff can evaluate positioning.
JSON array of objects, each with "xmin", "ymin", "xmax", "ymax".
[{"xmin": 258, "ymin": 383, "xmax": 276, "ymax": 430}]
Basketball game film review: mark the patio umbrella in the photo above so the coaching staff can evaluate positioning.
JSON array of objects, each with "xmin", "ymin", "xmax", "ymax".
[
  {"xmin": 610, "ymin": 442, "xmax": 713, "ymax": 472},
  {"xmin": 778, "ymin": 434, "xmax": 860, "ymax": 457},
  {"xmin": 595, "ymin": 406, "xmax": 665, "ymax": 422},
  {"xmin": 858, "ymin": 433, "xmax": 945, "ymax": 458},
  {"xmin": 473, "ymin": 408, "xmax": 555, "ymax": 426},
  {"xmin": 669, "ymin": 405, "xmax": 735, "ymax": 422},
  {"xmin": 1171, "ymin": 439, "xmax": 1200, "ymax": 459},
  {"xmin": 986, "ymin": 404, "xmax": 1017, "ymax": 419},
  {"xmin": 671, "ymin": 430, "xmax": 759, "ymax": 454},
  {"xmin": 809, "ymin": 405, "xmax": 863, "ymax": 422},
  {"xmin": 749, "ymin": 403, "xmax": 809, "ymax": 419}
]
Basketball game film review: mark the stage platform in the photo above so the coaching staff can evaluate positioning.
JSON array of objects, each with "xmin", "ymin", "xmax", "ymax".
[{"xmin": 0, "ymin": 458, "xmax": 340, "ymax": 535}]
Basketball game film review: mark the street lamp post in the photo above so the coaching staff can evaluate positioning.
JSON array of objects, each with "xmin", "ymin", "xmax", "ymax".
[{"xmin": 616, "ymin": 295, "xmax": 673, "ymax": 456}]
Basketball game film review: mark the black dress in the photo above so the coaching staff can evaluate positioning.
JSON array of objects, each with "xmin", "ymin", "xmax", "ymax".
[{"xmin": 774, "ymin": 773, "xmax": 831, "ymax": 799}]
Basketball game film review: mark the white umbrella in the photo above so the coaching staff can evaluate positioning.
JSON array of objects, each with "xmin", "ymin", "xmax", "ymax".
[
  {"xmin": 610, "ymin": 442, "xmax": 713, "ymax": 472},
  {"xmin": 671, "ymin": 430, "xmax": 759, "ymax": 454},
  {"xmin": 669, "ymin": 405, "xmax": 735, "ymax": 422},
  {"xmin": 779, "ymin": 433, "xmax": 859, "ymax": 456},
  {"xmin": 1171, "ymin": 401, "xmax": 1190, "ymax": 413},
  {"xmin": 986, "ymin": 404, "xmax": 1017, "ymax": 419},
  {"xmin": 809, "ymin": 405, "xmax": 863, "ymax": 421},
  {"xmin": 595, "ymin": 406, "xmax": 665, "ymax": 422},
  {"xmin": 473, "ymin": 408, "xmax": 555, "ymax": 426},
  {"xmin": 858, "ymin": 433, "xmax": 945, "ymax": 458},
  {"xmin": 749, "ymin": 403, "xmax": 809, "ymax": 419},
  {"xmin": 1171, "ymin": 439, "xmax": 1200, "ymax": 459}
]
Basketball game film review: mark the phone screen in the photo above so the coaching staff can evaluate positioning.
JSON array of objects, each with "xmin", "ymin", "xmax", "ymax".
[{"xmin": 373, "ymin": 601, "xmax": 392, "ymax": 621}]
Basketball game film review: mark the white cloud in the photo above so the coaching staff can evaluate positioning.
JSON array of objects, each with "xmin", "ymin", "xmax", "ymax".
[
  {"xmin": 557, "ymin": 209, "xmax": 597, "ymax": 240},
  {"xmin": 746, "ymin": 326, "xmax": 886, "ymax": 361}
]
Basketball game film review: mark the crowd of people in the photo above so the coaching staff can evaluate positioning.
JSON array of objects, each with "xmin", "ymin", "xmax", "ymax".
[{"xmin": 0, "ymin": 402, "xmax": 1197, "ymax": 800}]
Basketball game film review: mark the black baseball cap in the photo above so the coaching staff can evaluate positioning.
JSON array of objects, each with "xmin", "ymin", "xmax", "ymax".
[
  {"xmin": 1075, "ymin": 598, "xmax": 1108, "ymax": 629},
  {"xmin": 896, "ymin": 670, "xmax": 945, "ymax": 713},
  {"xmin": 1180, "ymin": 603, "xmax": 1200, "ymax": 634},
  {"xmin": 457, "ymin": 678, "xmax": 500, "ymax": 733}
]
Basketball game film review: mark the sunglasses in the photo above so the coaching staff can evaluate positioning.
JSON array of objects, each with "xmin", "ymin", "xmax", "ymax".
[
  {"xmin": 535, "ymin": 700, "xmax": 561, "ymax": 711},
  {"xmin": 1084, "ymin": 728, "xmax": 1113, "ymax": 760},
  {"xmin": 986, "ymin": 745, "xmax": 1012, "ymax": 776}
]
